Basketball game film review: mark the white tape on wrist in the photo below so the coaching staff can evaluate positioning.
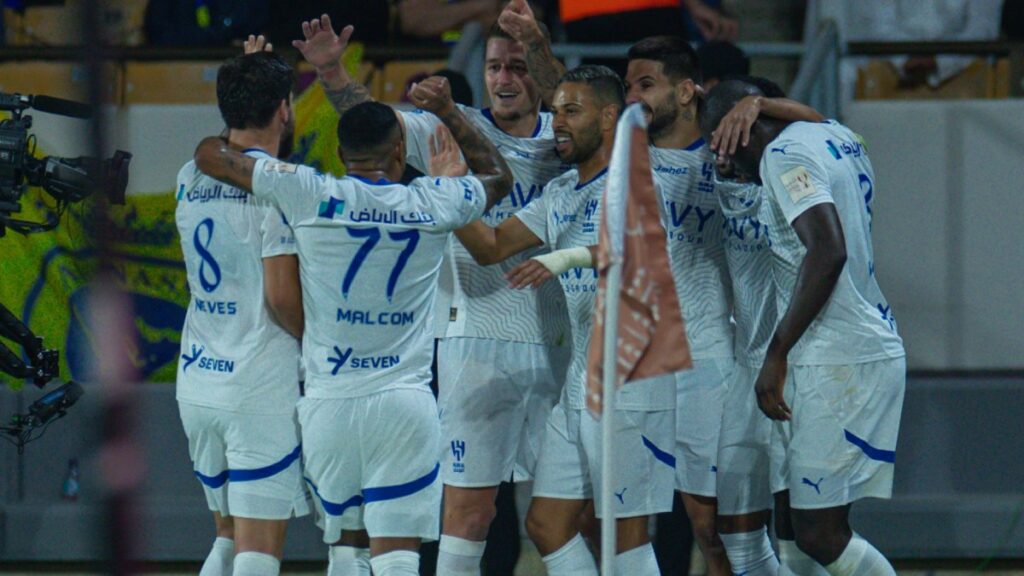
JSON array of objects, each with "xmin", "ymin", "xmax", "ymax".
[{"xmin": 531, "ymin": 246, "xmax": 593, "ymax": 276}]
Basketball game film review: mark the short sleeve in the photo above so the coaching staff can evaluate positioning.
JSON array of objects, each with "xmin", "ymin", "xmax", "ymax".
[
  {"xmin": 260, "ymin": 205, "xmax": 297, "ymax": 258},
  {"xmin": 514, "ymin": 186, "xmax": 550, "ymax": 246},
  {"xmin": 400, "ymin": 108, "xmax": 444, "ymax": 174},
  {"xmin": 763, "ymin": 139, "xmax": 834, "ymax": 224},
  {"xmin": 251, "ymin": 158, "xmax": 326, "ymax": 226},
  {"xmin": 407, "ymin": 175, "xmax": 488, "ymax": 231}
]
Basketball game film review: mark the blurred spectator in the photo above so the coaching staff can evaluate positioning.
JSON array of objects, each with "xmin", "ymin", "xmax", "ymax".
[
  {"xmin": 1004, "ymin": 0, "xmax": 1024, "ymax": 40},
  {"xmin": 806, "ymin": 0, "xmax": 1004, "ymax": 102},
  {"xmin": 265, "ymin": 1, "xmax": 390, "ymax": 47},
  {"xmin": 697, "ymin": 40, "xmax": 750, "ymax": 89},
  {"xmin": 559, "ymin": 0, "xmax": 737, "ymax": 44},
  {"xmin": 395, "ymin": 0, "xmax": 501, "ymax": 43},
  {"xmin": 145, "ymin": 0, "xmax": 270, "ymax": 46}
]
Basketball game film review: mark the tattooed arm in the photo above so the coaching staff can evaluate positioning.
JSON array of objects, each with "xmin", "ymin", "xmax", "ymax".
[
  {"xmin": 409, "ymin": 77, "xmax": 513, "ymax": 211},
  {"xmin": 194, "ymin": 137, "xmax": 256, "ymax": 192},
  {"xmin": 498, "ymin": 0, "xmax": 565, "ymax": 107},
  {"xmin": 292, "ymin": 14, "xmax": 373, "ymax": 117}
]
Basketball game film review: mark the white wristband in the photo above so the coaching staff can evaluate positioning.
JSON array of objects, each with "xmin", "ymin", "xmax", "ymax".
[{"xmin": 531, "ymin": 246, "xmax": 593, "ymax": 276}]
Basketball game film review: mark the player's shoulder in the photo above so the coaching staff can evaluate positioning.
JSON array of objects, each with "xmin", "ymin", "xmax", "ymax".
[{"xmin": 545, "ymin": 168, "xmax": 581, "ymax": 192}]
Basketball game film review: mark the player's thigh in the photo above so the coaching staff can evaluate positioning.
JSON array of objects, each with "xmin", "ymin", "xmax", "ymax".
[
  {"xmin": 581, "ymin": 407, "xmax": 676, "ymax": 519},
  {"xmin": 717, "ymin": 362, "xmax": 773, "ymax": 516},
  {"xmin": 298, "ymin": 396, "xmax": 366, "ymax": 544},
  {"xmin": 787, "ymin": 358, "xmax": 906, "ymax": 510},
  {"xmin": 179, "ymin": 403, "xmax": 230, "ymax": 514},
  {"xmin": 222, "ymin": 411, "xmax": 308, "ymax": 520},
  {"xmin": 361, "ymin": 388, "xmax": 443, "ymax": 542},
  {"xmin": 438, "ymin": 337, "xmax": 525, "ymax": 487},
  {"xmin": 531, "ymin": 401, "xmax": 591, "ymax": 502},
  {"xmin": 675, "ymin": 359, "xmax": 731, "ymax": 498}
]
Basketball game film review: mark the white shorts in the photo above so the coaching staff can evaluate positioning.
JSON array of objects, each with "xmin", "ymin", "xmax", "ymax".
[
  {"xmin": 438, "ymin": 337, "xmax": 568, "ymax": 486},
  {"xmin": 716, "ymin": 363, "xmax": 772, "ymax": 515},
  {"xmin": 674, "ymin": 358, "xmax": 732, "ymax": 497},
  {"xmin": 770, "ymin": 357, "xmax": 906, "ymax": 509},
  {"xmin": 178, "ymin": 403, "xmax": 309, "ymax": 520},
  {"xmin": 299, "ymin": 388, "xmax": 442, "ymax": 543},
  {"xmin": 532, "ymin": 400, "xmax": 676, "ymax": 519}
]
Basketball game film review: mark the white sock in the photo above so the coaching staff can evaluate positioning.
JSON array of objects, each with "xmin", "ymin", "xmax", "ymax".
[
  {"xmin": 778, "ymin": 539, "xmax": 828, "ymax": 576},
  {"xmin": 824, "ymin": 534, "xmax": 896, "ymax": 576},
  {"xmin": 232, "ymin": 551, "xmax": 279, "ymax": 576},
  {"xmin": 614, "ymin": 543, "xmax": 659, "ymax": 576},
  {"xmin": 329, "ymin": 545, "xmax": 371, "ymax": 576},
  {"xmin": 436, "ymin": 535, "xmax": 486, "ymax": 575},
  {"xmin": 541, "ymin": 533, "xmax": 598, "ymax": 576},
  {"xmin": 720, "ymin": 529, "xmax": 779, "ymax": 576},
  {"xmin": 199, "ymin": 537, "xmax": 234, "ymax": 576},
  {"xmin": 370, "ymin": 550, "xmax": 420, "ymax": 576}
]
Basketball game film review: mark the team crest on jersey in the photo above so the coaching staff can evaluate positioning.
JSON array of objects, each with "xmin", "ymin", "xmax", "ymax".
[
  {"xmin": 451, "ymin": 440, "xmax": 466, "ymax": 473},
  {"xmin": 263, "ymin": 160, "xmax": 298, "ymax": 174}
]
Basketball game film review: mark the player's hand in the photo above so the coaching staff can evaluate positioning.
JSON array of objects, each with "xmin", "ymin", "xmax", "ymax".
[
  {"xmin": 712, "ymin": 95, "xmax": 762, "ymax": 157},
  {"xmin": 244, "ymin": 34, "xmax": 273, "ymax": 54},
  {"xmin": 754, "ymin": 352, "xmax": 791, "ymax": 421},
  {"xmin": 408, "ymin": 76, "xmax": 456, "ymax": 116},
  {"xmin": 506, "ymin": 258, "xmax": 555, "ymax": 289},
  {"xmin": 292, "ymin": 14, "xmax": 353, "ymax": 72},
  {"xmin": 498, "ymin": 0, "xmax": 543, "ymax": 45},
  {"xmin": 428, "ymin": 124, "xmax": 468, "ymax": 177}
]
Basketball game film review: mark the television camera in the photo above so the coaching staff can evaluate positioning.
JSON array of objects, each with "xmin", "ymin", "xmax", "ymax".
[{"xmin": 1, "ymin": 91, "xmax": 131, "ymax": 451}]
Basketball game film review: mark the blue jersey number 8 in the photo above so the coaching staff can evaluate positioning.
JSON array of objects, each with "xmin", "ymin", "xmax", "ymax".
[
  {"xmin": 342, "ymin": 226, "xmax": 420, "ymax": 302},
  {"xmin": 193, "ymin": 218, "xmax": 222, "ymax": 293}
]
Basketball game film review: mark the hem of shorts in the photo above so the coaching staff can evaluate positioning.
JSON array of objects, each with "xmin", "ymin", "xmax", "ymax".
[
  {"xmin": 439, "ymin": 334, "xmax": 567, "ymax": 348},
  {"xmin": 594, "ymin": 505, "xmax": 673, "ymax": 519},
  {"xmin": 787, "ymin": 350, "xmax": 907, "ymax": 366},
  {"xmin": 304, "ymin": 383, "xmax": 433, "ymax": 399},
  {"xmin": 176, "ymin": 398, "xmax": 298, "ymax": 416},
  {"xmin": 690, "ymin": 350, "xmax": 736, "ymax": 361},
  {"xmin": 675, "ymin": 485, "xmax": 717, "ymax": 498},
  {"xmin": 789, "ymin": 489, "xmax": 893, "ymax": 510},
  {"xmin": 442, "ymin": 478, "xmax": 506, "ymax": 489},
  {"xmin": 530, "ymin": 490, "xmax": 590, "ymax": 502}
]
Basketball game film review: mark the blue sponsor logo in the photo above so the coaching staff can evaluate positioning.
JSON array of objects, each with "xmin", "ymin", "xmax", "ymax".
[
  {"xmin": 181, "ymin": 344, "xmax": 204, "ymax": 373},
  {"xmin": 826, "ymin": 138, "xmax": 865, "ymax": 160},
  {"xmin": 614, "ymin": 487, "xmax": 627, "ymax": 504},
  {"xmin": 318, "ymin": 196, "xmax": 346, "ymax": 220},
  {"xmin": 653, "ymin": 165, "xmax": 688, "ymax": 176},
  {"xmin": 802, "ymin": 476, "xmax": 824, "ymax": 495},
  {"xmin": 877, "ymin": 303, "xmax": 896, "ymax": 331},
  {"xmin": 771, "ymin": 145, "xmax": 791, "ymax": 155},
  {"xmin": 181, "ymin": 343, "xmax": 235, "ymax": 374},
  {"xmin": 326, "ymin": 345, "xmax": 402, "ymax": 374}
]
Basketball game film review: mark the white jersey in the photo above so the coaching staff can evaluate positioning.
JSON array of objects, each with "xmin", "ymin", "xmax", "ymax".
[
  {"xmin": 717, "ymin": 181, "xmax": 781, "ymax": 367},
  {"xmin": 516, "ymin": 168, "xmax": 674, "ymax": 411},
  {"xmin": 250, "ymin": 158, "xmax": 488, "ymax": 398},
  {"xmin": 650, "ymin": 142, "xmax": 735, "ymax": 360},
  {"xmin": 760, "ymin": 120, "xmax": 905, "ymax": 365},
  {"xmin": 402, "ymin": 105, "xmax": 570, "ymax": 346},
  {"xmin": 175, "ymin": 149, "xmax": 300, "ymax": 414}
]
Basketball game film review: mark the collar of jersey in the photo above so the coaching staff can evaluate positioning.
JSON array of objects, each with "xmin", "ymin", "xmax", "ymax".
[
  {"xmin": 684, "ymin": 137, "xmax": 705, "ymax": 151},
  {"xmin": 481, "ymin": 108, "xmax": 543, "ymax": 138},
  {"xmin": 349, "ymin": 174, "xmax": 394, "ymax": 186},
  {"xmin": 575, "ymin": 167, "xmax": 608, "ymax": 190},
  {"xmin": 241, "ymin": 147, "xmax": 273, "ymax": 157}
]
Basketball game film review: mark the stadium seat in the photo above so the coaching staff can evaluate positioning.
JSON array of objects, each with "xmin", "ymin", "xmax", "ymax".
[
  {"xmin": 856, "ymin": 58, "xmax": 1005, "ymax": 100},
  {"xmin": 8, "ymin": 0, "xmax": 146, "ymax": 46},
  {"xmin": 124, "ymin": 61, "xmax": 221, "ymax": 105},
  {"xmin": 0, "ymin": 61, "xmax": 122, "ymax": 103}
]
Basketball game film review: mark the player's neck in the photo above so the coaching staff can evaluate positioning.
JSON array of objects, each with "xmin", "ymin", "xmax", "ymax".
[
  {"xmin": 228, "ymin": 128, "xmax": 280, "ymax": 158},
  {"xmin": 653, "ymin": 116, "xmax": 702, "ymax": 150},
  {"xmin": 491, "ymin": 107, "xmax": 541, "ymax": 138},
  {"xmin": 347, "ymin": 164, "xmax": 398, "ymax": 184},
  {"xmin": 577, "ymin": 140, "xmax": 612, "ymax": 184}
]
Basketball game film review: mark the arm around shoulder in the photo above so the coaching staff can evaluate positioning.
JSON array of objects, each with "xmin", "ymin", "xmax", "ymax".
[{"xmin": 194, "ymin": 137, "xmax": 256, "ymax": 192}]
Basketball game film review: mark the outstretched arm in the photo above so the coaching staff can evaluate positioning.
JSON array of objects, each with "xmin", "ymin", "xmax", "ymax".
[
  {"xmin": 498, "ymin": 0, "xmax": 565, "ymax": 107},
  {"xmin": 454, "ymin": 217, "xmax": 543, "ymax": 266},
  {"xmin": 712, "ymin": 95, "xmax": 825, "ymax": 156},
  {"xmin": 194, "ymin": 137, "xmax": 256, "ymax": 192},
  {"xmin": 409, "ymin": 77, "xmax": 513, "ymax": 210},
  {"xmin": 292, "ymin": 14, "xmax": 371, "ymax": 118}
]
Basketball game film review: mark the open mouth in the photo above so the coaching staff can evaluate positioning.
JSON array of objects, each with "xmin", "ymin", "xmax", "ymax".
[
  {"xmin": 493, "ymin": 91, "xmax": 520, "ymax": 104},
  {"xmin": 555, "ymin": 134, "xmax": 572, "ymax": 153}
]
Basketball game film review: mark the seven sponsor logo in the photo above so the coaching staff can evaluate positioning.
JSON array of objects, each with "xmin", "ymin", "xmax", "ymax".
[
  {"xmin": 180, "ymin": 343, "xmax": 235, "ymax": 374},
  {"xmin": 326, "ymin": 345, "xmax": 401, "ymax": 375}
]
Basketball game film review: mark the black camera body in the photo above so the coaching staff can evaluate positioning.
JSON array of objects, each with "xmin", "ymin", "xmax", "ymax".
[{"xmin": 0, "ymin": 91, "xmax": 131, "ymax": 236}]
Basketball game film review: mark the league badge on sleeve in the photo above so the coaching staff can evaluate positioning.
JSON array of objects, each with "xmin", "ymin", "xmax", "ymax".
[
  {"xmin": 780, "ymin": 166, "xmax": 817, "ymax": 203},
  {"xmin": 263, "ymin": 160, "xmax": 299, "ymax": 174}
]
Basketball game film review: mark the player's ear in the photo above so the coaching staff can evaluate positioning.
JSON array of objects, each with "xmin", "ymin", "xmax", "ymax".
[
  {"xmin": 600, "ymin": 103, "xmax": 618, "ymax": 131},
  {"xmin": 677, "ymin": 78, "xmax": 697, "ymax": 107},
  {"xmin": 337, "ymin": 146, "xmax": 348, "ymax": 165}
]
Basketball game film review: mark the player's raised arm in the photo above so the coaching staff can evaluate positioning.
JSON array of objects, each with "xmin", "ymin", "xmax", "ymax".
[
  {"xmin": 409, "ymin": 76, "xmax": 513, "ymax": 210},
  {"xmin": 194, "ymin": 136, "xmax": 256, "ymax": 192},
  {"xmin": 498, "ymin": 0, "xmax": 564, "ymax": 108},
  {"xmin": 712, "ymin": 95, "xmax": 826, "ymax": 157},
  {"xmin": 292, "ymin": 14, "xmax": 370, "ymax": 118}
]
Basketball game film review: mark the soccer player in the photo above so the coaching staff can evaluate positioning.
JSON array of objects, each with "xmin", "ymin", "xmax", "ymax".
[
  {"xmin": 701, "ymin": 79, "xmax": 906, "ymax": 576},
  {"xmin": 457, "ymin": 65, "xmax": 676, "ymax": 576},
  {"xmin": 289, "ymin": 14, "xmax": 572, "ymax": 575},
  {"xmin": 192, "ymin": 77, "xmax": 513, "ymax": 576},
  {"xmin": 503, "ymin": 4, "xmax": 826, "ymax": 569},
  {"xmin": 175, "ymin": 51, "xmax": 307, "ymax": 576}
]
